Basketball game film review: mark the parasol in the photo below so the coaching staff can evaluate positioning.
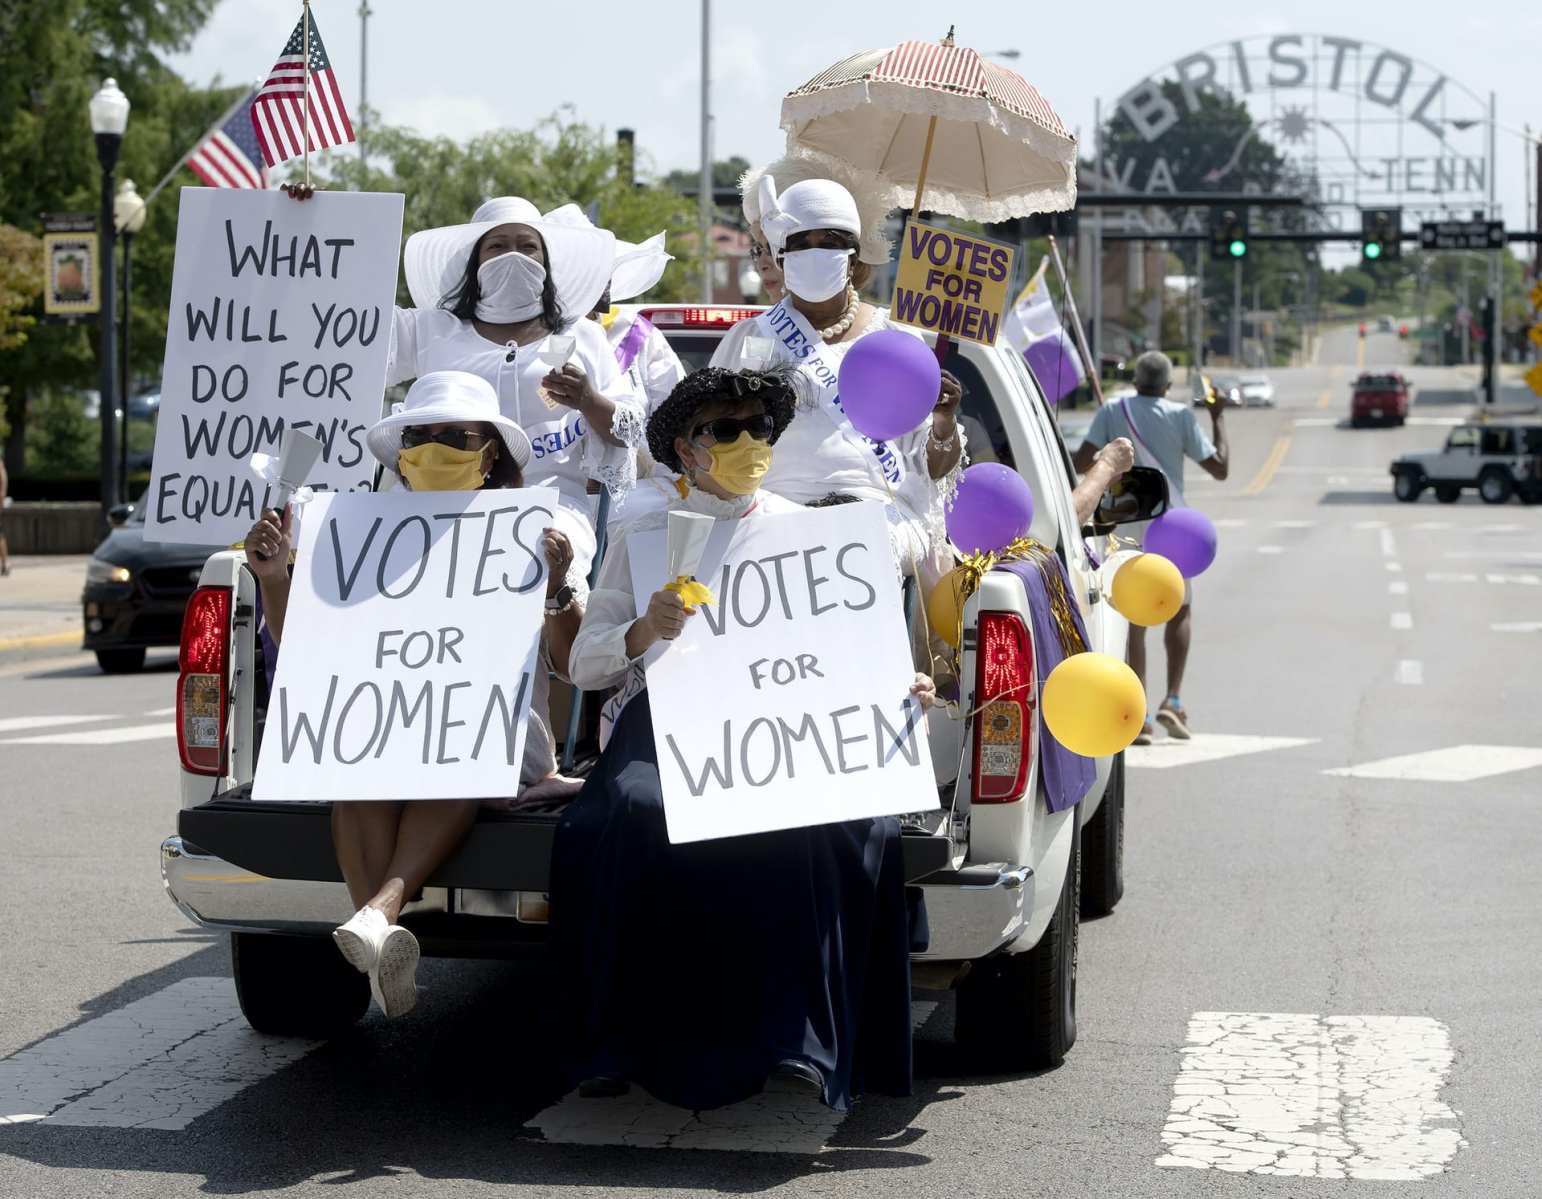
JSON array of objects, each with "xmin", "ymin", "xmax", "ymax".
[{"xmin": 779, "ymin": 28, "xmax": 1077, "ymax": 223}]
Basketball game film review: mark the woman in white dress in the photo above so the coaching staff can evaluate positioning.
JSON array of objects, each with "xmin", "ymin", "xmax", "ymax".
[
  {"xmin": 388, "ymin": 197, "xmax": 646, "ymax": 586},
  {"xmin": 710, "ymin": 177, "xmax": 964, "ymax": 575}
]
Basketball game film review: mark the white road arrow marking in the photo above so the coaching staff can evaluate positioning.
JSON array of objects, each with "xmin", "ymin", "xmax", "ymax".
[
  {"xmin": 1326, "ymin": 745, "xmax": 1542, "ymax": 782},
  {"xmin": 0, "ymin": 722, "xmax": 174, "ymax": 746}
]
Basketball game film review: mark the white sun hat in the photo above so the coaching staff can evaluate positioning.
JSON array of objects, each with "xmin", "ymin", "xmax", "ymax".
[
  {"xmin": 740, "ymin": 153, "xmax": 895, "ymax": 265},
  {"xmin": 366, "ymin": 370, "xmax": 532, "ymax": 476},
  {"xmin": 609, "ymin": 231, "xmax": 672, "ymax": 302},
  {"xmin": 403, "ymin": 197, "xmax": 617, "ymax": 321}
]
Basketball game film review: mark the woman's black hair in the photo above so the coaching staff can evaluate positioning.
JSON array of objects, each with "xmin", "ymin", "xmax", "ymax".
[
  {"xmin": 478, "ymin": 425, "xmax": 524, "ymax": 490},
  {"xmin": 442, "ymin": 227, "xmax": 565, "ymax": 331},
  {"xmin": 646, "ymin": 367, "xmax": 797, "ymax": 474}
]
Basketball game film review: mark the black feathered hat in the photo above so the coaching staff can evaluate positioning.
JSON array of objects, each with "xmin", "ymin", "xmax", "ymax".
[{"xmin": 646, "ymin": 367, "xmax": 797, "ymax": 474}]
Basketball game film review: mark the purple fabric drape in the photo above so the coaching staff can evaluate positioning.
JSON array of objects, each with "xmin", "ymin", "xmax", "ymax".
[{"xmin": 995, "ymin": 558, "xmax": 1096, "ymax": 813}]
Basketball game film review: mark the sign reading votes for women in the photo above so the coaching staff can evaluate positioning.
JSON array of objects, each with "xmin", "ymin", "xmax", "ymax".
[
  {"xmin": 253, "ymin": 488, "xmax": 552, "ymax": 803},
  {"xmin": 147, "ymin": 189, "xmax": 405, "ymax": 546},
  {"xmin": 891, "ymin": 220, "xmax": 1014, "ymax": 347},
  {"xmin": 630, "ymin": 503, "xmax": 937, "ymax": 844}
]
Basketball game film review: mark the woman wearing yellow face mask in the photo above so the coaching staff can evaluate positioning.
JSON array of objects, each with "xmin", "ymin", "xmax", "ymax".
[
  {"xmin": 243, "ymin": 371, "xmax": 585, "ymax": 1020},
  {"xmin": 551, "ymin": 368, "xmax": 938, "ymax": 1113}
]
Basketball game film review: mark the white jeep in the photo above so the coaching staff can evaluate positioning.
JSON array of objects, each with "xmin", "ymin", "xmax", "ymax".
[
  {"xmin": 160, "ymin": 306, "xmax": 1164, "ymax": 1075},
  {"xmin": 1391, "ymin": 420, "xmax": 1542, "ymax": 504}
]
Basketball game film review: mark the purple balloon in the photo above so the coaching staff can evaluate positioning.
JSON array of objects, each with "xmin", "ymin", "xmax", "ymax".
[
  {"xmin": 946, "ymin": 463, "xmax": 1035, "ymax": 555},
  {"xmin": 1144, "ymin": 508, "xmax": 1218, "ymax": 577},
  {"xmin": 838, "ymin": 329, "xmax": 941, "ymax": 441}
]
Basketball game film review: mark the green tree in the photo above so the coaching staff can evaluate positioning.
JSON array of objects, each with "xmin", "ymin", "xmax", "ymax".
[
  {"xmin": 325, "ymin": 109, "xmax": 702, "ymax": 305},
  {"xmin": 0, "ymin": 0, "xmax": 223, "ymax": 476},
  {"xmin": 662, "ymin": 156, "xmax": 752, "ymax": 194}
]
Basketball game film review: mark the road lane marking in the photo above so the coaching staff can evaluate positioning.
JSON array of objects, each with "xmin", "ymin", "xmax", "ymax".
[
  {"xmin": 1390, "ymin": 612, "xmax": 1413, "ymax": 630},
  {"xmin": 1385, "ymin": 562, "xmax": 1403, "ymax": 573},
  {"xmin": 1326, "ymin": 745, "xmax": 1542, "ymax": 782},
  {"xmin": 0, "ymin": 977, "xmax": 317, "ymax": 1129},
  {"xmin": 1485, "ymin": 573, "xmax": 1540, "ymax": 585},
  {"xmin": 1395, "ymin": 660, "xmax": 1424, "ymax": 685},
  {"xmin": 1257, "ymin": 545, "xmax": 1284, "ymax": 555},
  {"xmin": 0, "ymin": 722, "xmax": 174, "ymax": 746},
  {"xmin": 1492, "ymin": 622, "xmax": 1542, "ymax": 633},
  {"xmin": 1242, "ymin": 435, "xmax": 1292, "ymax": 496},
  {"xmin": 1353, "ymin": 520, "xmax": 1388, "ymax": 530},
  {"xmin": 143, "ymin": 705, "xmax": 178, "ymax": 716},
  {"xmin": 1426, "ymin": 572, "xmax": 1477, "ymax": 583},
  {"xmin": 1156, "ymin": 1011, "xmax": 1464, "ymax": 1181},
  {"xmin": 1388, "ymin": 581, "xmax": 1408, "ymax": 596},
  {"xmin": 1126, "ymin": 735, "xmax": 1317, "ymax": 770},
  {"xmin": 1213, "ymin": 519, "xmax": 1249, "ymax": 529},
  {"xmin": 1316, "ymin": 387, "xmax": 1332, "ymax": 409},
  {"xmin": 1411, "ymin": 520, "xmax": 1453, "ymax": 531},
  {"xmin": 1270, "ymin": 519, "xmax": 1316, "ymax": 529},
  {"xmin": 0, "ymin": 715, "xmax": 113, "ymax": 734},
  {"xmin": 1379, "ymin": 528, "xmax": 1397, "ymax": 558}
]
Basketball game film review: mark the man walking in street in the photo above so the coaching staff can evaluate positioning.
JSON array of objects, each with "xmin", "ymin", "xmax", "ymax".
[{"xmin": 1074, "ymin": 351, "xmax": 1229, "ymax": 743}]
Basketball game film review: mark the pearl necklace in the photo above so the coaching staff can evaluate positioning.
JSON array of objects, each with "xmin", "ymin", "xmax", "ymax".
[{"xmin": 816, "ymin": 286, "xmax": 861, "ymax": 341}]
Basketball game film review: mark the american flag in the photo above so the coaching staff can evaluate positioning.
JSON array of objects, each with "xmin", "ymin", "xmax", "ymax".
[
  {"xmin": 186, "ymin": 92, "xmax": 269, "ymax": 189},
  {"xmin": 250, "ymin": 9, "xmax": 355, "ymax": 168}
]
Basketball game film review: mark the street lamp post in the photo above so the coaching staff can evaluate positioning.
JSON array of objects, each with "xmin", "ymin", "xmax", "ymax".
[
  {"xmin": 90, "ymin": 79, "xmax": 130, "ymax": 528},
  {"xmin": 115, "ymin": 178, "xmax": 147, "ymax": 505}
]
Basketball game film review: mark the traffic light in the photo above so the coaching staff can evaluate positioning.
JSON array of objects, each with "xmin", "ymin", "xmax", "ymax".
[
  {"xmin": 1361, "ymin": 208, "xmax": 1402, "ymax": 262},
  {"xmin": 1209, "ymin": 208, "xmax": 1248, "ymax": 261}
]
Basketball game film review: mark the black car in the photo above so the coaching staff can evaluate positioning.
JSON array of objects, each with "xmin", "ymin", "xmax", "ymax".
[{"xmin": 83, "ymin": 499, "xmax": 224, "ymax": 673}]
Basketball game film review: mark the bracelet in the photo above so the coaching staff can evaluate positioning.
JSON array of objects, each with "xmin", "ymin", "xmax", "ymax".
[
  {"xmin": 544, "ymin": 583, "xmax": 576, "ymax": 615},
  {"xmin": 928, "ymin": 423, "xmax": 960, "ymax": 452}
]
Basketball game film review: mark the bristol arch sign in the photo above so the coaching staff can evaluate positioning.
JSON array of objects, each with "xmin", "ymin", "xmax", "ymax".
[{"xmin": 1105, "ymin": 35, "xmax": 1494, "ymax": 232}]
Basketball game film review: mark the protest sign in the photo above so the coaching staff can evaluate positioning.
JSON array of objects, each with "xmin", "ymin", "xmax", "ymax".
[
  {"xmin": 628, "ymin": 503, "xmax": 937, "ymax": 844},
  {"xmin": 146, "ymin": 188, "xmax": 405, "ymax": 546},
  {"xmin": 253, "ymin": 487, "xmax": 553, "ymax": 802},
  {"xmin": 891, "ymin": 220, "xmax": 1015, "ymax": 346}
]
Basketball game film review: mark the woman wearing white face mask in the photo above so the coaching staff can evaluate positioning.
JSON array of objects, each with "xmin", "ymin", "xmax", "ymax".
[
  {"xmin": 387, "ymin": 197, "xmax": 647, "ymax": 588},
  {"xmin": 709, "ymin": 177, "xmax": 964, "ymax": 576}
]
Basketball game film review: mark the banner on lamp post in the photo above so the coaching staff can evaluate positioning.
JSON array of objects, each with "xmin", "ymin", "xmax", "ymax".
[{"xmin": 42, "ymin": 214, "xmax": 100, "ymax": 323}]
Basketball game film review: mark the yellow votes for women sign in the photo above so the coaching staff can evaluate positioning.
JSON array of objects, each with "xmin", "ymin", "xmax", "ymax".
[{"xmin": 891, "ymin": 221, "xmax": 1014, "ymax": 347}]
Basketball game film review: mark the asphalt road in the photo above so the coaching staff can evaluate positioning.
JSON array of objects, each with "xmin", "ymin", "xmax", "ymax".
[{"xmin": 3, "ymin": 328, "xmax": 1540, "ymax": 1196}]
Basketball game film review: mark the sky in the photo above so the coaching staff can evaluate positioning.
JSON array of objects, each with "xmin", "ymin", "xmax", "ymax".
[{"xmin": 168, "ymin": 0, "xmax": 1542, "ymax": 251}]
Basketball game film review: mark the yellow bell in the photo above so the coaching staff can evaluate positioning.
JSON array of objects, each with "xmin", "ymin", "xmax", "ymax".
[
  {"xmin": 1109, "ymin": 553, "xmax": 1185, "ymax": 627},
  {"xmin": 926, "ymin": 566, "xmax": 971, "ymax": 648},
  {"xmin": 1041, "ymin": 652, "xmax": 1147, "ymax": 758}
]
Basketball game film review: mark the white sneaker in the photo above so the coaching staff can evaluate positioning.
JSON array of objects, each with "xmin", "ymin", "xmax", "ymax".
[
  {"xmin": 332, "ymin": 906, "xmax": 388, "ymax": 974},
  {"xmin": 370, "ymin": 924, "xmax": 420, "ymax": 1019}
]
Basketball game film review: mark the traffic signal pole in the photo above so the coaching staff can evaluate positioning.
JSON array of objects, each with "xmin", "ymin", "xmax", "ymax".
[{"xmin": 1232, "ymin": 258, "xmax": 1243, "ymax": 365}]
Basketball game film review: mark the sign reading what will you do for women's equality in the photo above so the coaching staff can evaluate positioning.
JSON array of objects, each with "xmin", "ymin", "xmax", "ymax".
[
  {"xmin": 253, "ymin": 488, "xmax": 552, "ymax": 803},
  {"xmin": 147, "ymin": 188, "xmax": 405, "ymax": 546},
  {"xmin": 891, "ymin": 220, "xmax": 1014, "ymax": 347},
  {"xmin": 630, "ymin": 503, "xmax": 937, "ymax": 844}
]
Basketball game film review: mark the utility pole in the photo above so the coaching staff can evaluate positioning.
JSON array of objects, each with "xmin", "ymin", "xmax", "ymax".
[
  {"xmin": 1231, "ymin": 257, "xmax": 1243, "ymax": 365},
  {"xmin": 1190, "ymin": 244, "xmax": 1205, "ymax": 384},
  {"xmin": 698, "ymin": 0, "xmax": 713, "ymax": 303},
  {"xmin": 357, "ymin": 0, "xmax": 371, "ymax": 168}
]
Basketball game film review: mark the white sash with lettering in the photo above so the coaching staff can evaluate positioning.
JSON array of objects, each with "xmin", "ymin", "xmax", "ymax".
[{"xmin": 752, "ymin": 301, "xmax": 907, "ymax": 490}]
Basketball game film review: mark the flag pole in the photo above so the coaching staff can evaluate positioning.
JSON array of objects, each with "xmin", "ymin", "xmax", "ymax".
[
  {"xmin": 141, "ymin": 88, "xmax": 254, "ymax": 210},
  {"xmin": 302, "ymin": 0, "xmax": 312, "ymax": 188},
  {"xmin": 1048, "ymin": 234, "xmax": 1105, "ymax": 406}
]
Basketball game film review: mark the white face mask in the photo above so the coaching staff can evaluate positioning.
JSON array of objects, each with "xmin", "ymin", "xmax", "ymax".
[
  {"xmin": 475, "ymin": 251, "xmax": 546, "ymax": 323},
  {"xmin": 780, "ymin": 247, "xmax": 852, "ymax": 304}
]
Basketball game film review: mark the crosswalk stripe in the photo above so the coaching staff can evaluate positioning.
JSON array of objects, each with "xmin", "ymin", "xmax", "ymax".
[
  {"xmin": 1388, "ymin": 580, "xmax": 1408, "ymax": 595},
  {"xmin": 1126, "ymin": 735, "xmax": 1317, "ymax": 770},
  {"xmin": 1156, "ymin": 1011, "xmax": 1464, "ymax": 1180},
  {"xmin": 0, "ymin": 715, "xmax": 113, "ymax": 734},
  {"xmin": 1390, "ymin": 612, "xmax": 1413, "ymax": 630},
  {"xmin": 1395, "ymin": 659, "xmax": 1423, "ymax": 685},
  {"xmin": 1326, "ymin": 745, "xmax": 1542, "ymax": 783},
  {"xmin": 1492, "ymin": 621, "xmax": 1542, "ymax": 633},
  {"xmin": 0, "ymin": 977, "xmax": 316, "ymax": 1129},
  {"xmin": 0, "ymin": 722, "xmax": 175, "ymax": 747}
]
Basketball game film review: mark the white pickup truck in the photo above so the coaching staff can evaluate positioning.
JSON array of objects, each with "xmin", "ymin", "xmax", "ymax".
[{"xmin": 160, "ymin": 304, "xmax": 1165, "ymax": 1073}]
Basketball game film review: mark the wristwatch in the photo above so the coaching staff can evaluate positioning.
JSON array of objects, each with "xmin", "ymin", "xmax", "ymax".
[{"xmin": 545, "ymin": 584, "xmax": 576, "ymax": 615}]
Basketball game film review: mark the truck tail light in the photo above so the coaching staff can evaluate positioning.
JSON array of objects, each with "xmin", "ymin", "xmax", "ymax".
[
  {"xmin": 177, "ymin": 586, "xmax": 230, "ymax": 775},
  {"xmin": 640, "ymin": 305, "xmax": 763, "ymax": 328},
  {"xmin": 971, "ymin": 611, "xmax": 1036, "ymax": 803}
]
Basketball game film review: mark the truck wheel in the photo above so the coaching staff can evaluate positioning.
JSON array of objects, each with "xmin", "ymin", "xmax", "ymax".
[
  {"xmin": 1434, "ymin": 484, "xmax": 1461, "ymax": 504},
  {"xmin": 1392, "ymin": 471, "xmax": 1424, "ymax": 502},
  {"xmin": 956, "ymin": 819, "xmax": 1080, "ymax": 1071},
  {"xmin": 1478, "ymin": 469, "xmax": 1514, "ymax": 505},
  {"xmin": 95, "ymin": 648, "xmax": 145, "ymax": 673},
  {"xmin": 1081, "ymin": 753, "xmax": 1124, "ymax": 918},
  {"xmin": 231, "ymin": 932, "xmax": 370, "ymax": 1037}
]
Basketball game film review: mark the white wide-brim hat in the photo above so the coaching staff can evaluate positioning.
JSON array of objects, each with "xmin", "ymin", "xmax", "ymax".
[
  {"xmin": 366, "ymin": 370, "xmax": 532, "ymax": 476},
  {"xmin": 403, "ymin": 197, "xmax": 617, "ymax": 321},
  {"xmin": 609, "ymin": 232, "xmax": 672, "ymax": 302}
]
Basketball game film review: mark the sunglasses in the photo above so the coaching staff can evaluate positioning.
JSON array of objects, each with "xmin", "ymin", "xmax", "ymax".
[
  {"xmin": 690, "ymin": 414, "xmax": 775, "ymax": 445},
  {"xmin": 400, "ymin": 426, "xmax": 493, "ymax": 452}
]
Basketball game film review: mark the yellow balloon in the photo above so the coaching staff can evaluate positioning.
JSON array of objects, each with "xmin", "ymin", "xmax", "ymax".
[
  {"xmin": 1109, "ymin": 552, "xmax": 1185, "ymax": 627},
  {"xmin": 1041, "ymin": 652, "xmax": 1147, "ymax": 757},
  {"xmin": 926, "ymin": 566, "xmax": 970, "ymax": 648}
]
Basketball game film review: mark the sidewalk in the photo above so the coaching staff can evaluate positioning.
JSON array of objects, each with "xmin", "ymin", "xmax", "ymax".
[{"xmin": 0, "ymin": 555, "xmax": 87, "ymax": 658}]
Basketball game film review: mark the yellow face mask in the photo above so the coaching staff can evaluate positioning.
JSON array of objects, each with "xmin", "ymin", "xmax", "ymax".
[
  {"xmin": 704, "ymin": 432, "xmax": 773, "ymax": 496},
  {"xmin": 397, "ymin": 441, "xmax": 490, "ymax": 492}
]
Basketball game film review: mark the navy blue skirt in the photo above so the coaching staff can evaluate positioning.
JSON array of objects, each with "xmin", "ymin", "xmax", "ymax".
[{"xmin": 550, "ymin": 690, "xmax": 916, "ymax": 1112}]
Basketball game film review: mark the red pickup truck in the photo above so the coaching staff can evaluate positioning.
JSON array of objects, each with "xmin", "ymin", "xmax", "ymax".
[{"xmin": 1350, "ymin": 372, "xmax": 1411, "ymax": 428}]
